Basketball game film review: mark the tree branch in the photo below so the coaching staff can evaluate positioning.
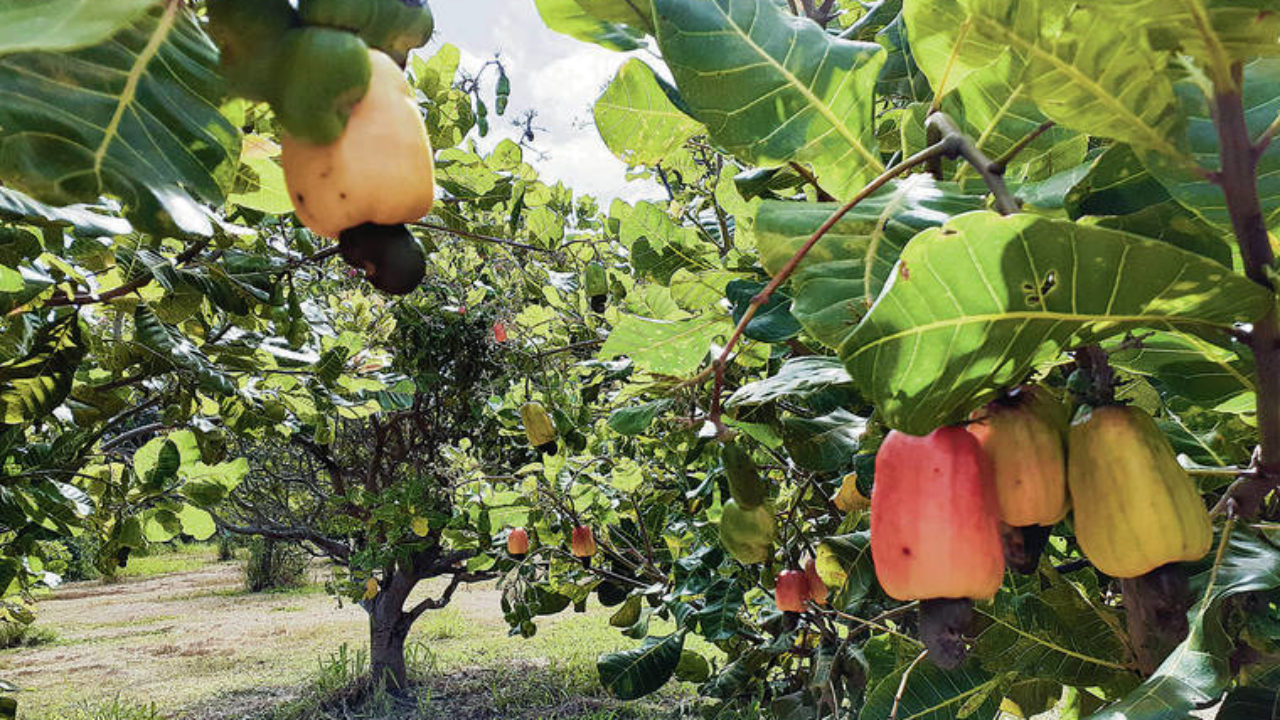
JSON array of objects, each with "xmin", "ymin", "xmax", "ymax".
[
  {"xmin": 210, "ymin": 510, "xmax": 351, "ymax": 560},
  {"xmin": 707, "ymin": 114, "xmax": 1015, "ymax": 428},
  {"xmin": 411, "ymin": 222, "xmax": 553, "ymax": 253},
  {"xmin": 1213, "ymin": 63, "xmax": 1280, "ymax": 516}
]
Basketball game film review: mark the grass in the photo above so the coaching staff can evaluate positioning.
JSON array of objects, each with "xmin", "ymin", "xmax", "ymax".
[
  {"xmin": 116, "ymin": 543, "xmax": 222, "ymax": 579},
  {"xmin": 4, "ymin": 554, "xmax": 724, "ymax": 720},
  {"xmin": 0, "ymin": 621, "xmax": 56, "ymax": 649}
]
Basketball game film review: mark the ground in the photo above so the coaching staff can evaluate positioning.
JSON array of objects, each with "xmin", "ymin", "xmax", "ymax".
[{"xmin": 1, "ymin": 547, "xmax": 717, "ymax": 720}]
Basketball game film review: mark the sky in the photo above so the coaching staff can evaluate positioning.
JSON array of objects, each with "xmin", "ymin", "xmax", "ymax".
[{"xmin": 428, "ymin": 0, "xmax": 665, "ymax": 204}]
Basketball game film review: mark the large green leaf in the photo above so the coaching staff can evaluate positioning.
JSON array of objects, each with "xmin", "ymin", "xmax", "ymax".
[
  {"xmin": 599, "ymin": 313, "xmax": 730, "ymax": 376},
  {"xmin": 534, "ymin": 0, "xmax": 647, "ymax": 51},
  {"xmin": 973, "ymin": 568, "xmax": 1136, "ymax": 689},
  {"xmin": 860, "ymin": 658, "xmax": 1003, "ymax": 720},
  {"xmin": 594, "ymin": 59, "xmax": 703, "ymax": 167},
  {"xmin": 0, "ymin": 315, "xmax": 83, "ymax": 424},
  {"xmin": 1144, "ymin": 59, "xmax": 1280, "ymax": 233},
  {"xmin": 904, "ymin": 0, "xmax": 1196, "ymax": 172},
  {"xmin": 597, "ymin": 631, "xmax": 684, "ymax": 700},
  {"xmin": 1075, "ymin": 0, "xmax": 1280, "ymax": 77},
  {"xmin": 0, "ymin": 0, "xmax": 156, "ymax": 54},
  {"xmin": 0, "ymin": 187, "xmax": 131, "ymax": 237},
  {"xmin": 654, "ymin": 0, "xmax": 887, "ymax": 198},
  {"xmin": 755, "ymin": 176, "xmax": 986, "ymax": 350},
  {"xmin": 1086, "ymin": 528, "xmax": 1280, "ymax": 719},
  {"xmin": 132, "ymin": 304, "xmax": 235, "ymax": 396},
  {"xmin": 1108, "ymin": 331, "xmax": 1255, "ymax": 405},
  {"xmin": 841, "ymin": 212, "xmax": 1270, "ymax": 434},
  {"xmin": 727, "ymin": 356, "xmax": 854, "ymax": 407},
  {"xmin": 780, "ymin": 409, "xmax": 864, "ymax": 472},
  {"xmin": 0, "ymin": 3, "xmax": 239, "ymax": 235}
]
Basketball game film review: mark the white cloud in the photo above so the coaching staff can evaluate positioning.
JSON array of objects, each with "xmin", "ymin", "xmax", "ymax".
[{"xmin": 428, "ymin": 0, "xmax": 663, "ymax": 205}]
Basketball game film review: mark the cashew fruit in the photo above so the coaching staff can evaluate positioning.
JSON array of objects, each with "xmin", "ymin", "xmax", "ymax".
[
  {"xmin": 207, "ymin": 0, "xmax": 299, "ymax": 102},
  {"xmin": 870, "ymin": 427, "xmax": 1004, "ymax": 601},
  {"xmin": 1067, "ymin": 405, "xmax": 1212, "ymax": 578},
  {"xmin": 775, "ymin": 569, "xmax": 808, "ymax": 613},
  {"xmin": 967, "ymin": 385, "xmax": 1069, "ymax": 527},
  {"xmin": 571, "ymin": 525, "xmax": 597, "ymax": 559},
  {"xmin": 282, "ymin": 48, "xmax": 434, "ymax": 237},
  {"xmin": 299, "ymin": 0, "xmax": 435, "ymax": 66},
  {"xmin": 521, "ymin": 402, "xmax": 557, "ymax": 451},
  {"xmin": 507, "ymin": 527, "xmax": 529, "ymax": 557},
  {"xmin": 722, "ymin": 442, "xmax": 766, "ymax": 509},
  {"xmin": 719, "ymin": 499, "xmax": 775, "ymax": 564},
  {"xmin": 337, "ymin": 223, "xmax": 425, "ymax": 295},
  {"xmin": 275, "ymin": 27, "xmax": 372, "ymax": 145}
]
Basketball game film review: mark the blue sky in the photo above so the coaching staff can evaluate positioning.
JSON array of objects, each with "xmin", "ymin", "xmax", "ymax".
[{"xmin": 428, "ymin": 0, "xmax": 664, "ymax": 203}]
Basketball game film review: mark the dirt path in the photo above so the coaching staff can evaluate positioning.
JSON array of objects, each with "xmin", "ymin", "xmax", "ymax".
[{"xmin": 2, "ymin": 557, "xmax": 511, "ymax": 719}]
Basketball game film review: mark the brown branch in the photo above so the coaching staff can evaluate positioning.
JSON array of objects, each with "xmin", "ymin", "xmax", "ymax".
[
  {"xmin": 890, "ymin": 649, "xmax": 930, "ymax": 720},
  {"xmin": 925, "ymin": 113, "xmax": 1020, "ymax": 214},
  {"xmin": 41, "ymin": 238, "xmax": 211, "ymax": 309},
  {"xmin": 210, "ymin": 510, "xmax": 351, "ymax": 560},
  {"xmin": 1213, "ymin": 62, "xmax": 1280, "ymax": 516},
  {"xmin": 531, "ymin": 338, "xmax": 603, "ymax": 359},
  {"xmin": 788, "ymin": 162, "xmax": 836, "ymax": 202},
  {"xmin": 706, "ymin": 131, "xmax": 966, "ymax": 429},
  {"xmin": 991, "ymin": 120, "xmax": 1056, "ymax": 173},
  {"xmin": 411, "ymin": 221, "xmax": 553, "ymax": 253},
  {"xmin": 100, "ymin": 422, "xmax": 169, "ymax": 452}
]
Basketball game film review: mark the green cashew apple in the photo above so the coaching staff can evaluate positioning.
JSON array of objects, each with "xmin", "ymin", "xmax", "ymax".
[
  {"xmin": 299, "ymin": 0, "xmax": 435, "ymax": 66},
  {"xmin": 207, "ymin": 0, "xmax": 300, "ymax": 102},
  {"xmin": 719, "ymin": 499, "xmax": 775, "ymax": 564},
  {"xmin": 282, "ymin": 48, "xmax": 435, "ymax": 237},
  {"xmin": 275, "ymin": 27, "xmax": 372, "ymax": 145}
]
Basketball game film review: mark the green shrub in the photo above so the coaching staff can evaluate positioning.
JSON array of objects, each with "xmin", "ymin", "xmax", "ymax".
[
  {"xmin": 60, "ymin": 696, "xmax": 162, "ymax": 720},
  {"xmin": 0, "ymin": 620, "xmax": 56, "ymax": 649},
  {"xmin": 244, "ymin": 538, "xmax": 309, "ymax": 592}
]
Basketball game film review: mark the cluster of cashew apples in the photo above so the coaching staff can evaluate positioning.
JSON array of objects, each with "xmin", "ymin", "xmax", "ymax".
[
  {"xmin": 868, "ymin": 384, "xmax": 1213, "ymax": 666},
  {"xmin": 206, "ymin": 0, "xmax": 437, "ymax": 295}
]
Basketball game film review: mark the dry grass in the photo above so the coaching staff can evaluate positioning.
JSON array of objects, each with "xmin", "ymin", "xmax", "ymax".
[{"xmin": 2, "ymin": 556, "xmax": 715, "ymax": 720}]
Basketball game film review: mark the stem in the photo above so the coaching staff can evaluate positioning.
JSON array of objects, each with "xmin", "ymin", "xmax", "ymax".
[
  {"xmin": 411, "ymin": 222, "xmax": 552, "ymax": 253},
  {"xmin": 1213, "ymin": 64, "xmax": 1280, "ymax": 516},
  {"xmin": 991, "ymin": 120, "xmax": 1056, "ymax": 173},
  {"xmin": 706, "ymin": 113, "xmax": 1019, "ymax": 426},
  {"xmin": 890, "ymin": 649, "xmax": 930, "ymax": 720}
]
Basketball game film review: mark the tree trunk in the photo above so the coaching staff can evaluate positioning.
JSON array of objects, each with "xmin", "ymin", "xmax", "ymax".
[
  {"xmin": 370, "ymin": 610, "xmax": 409, "ymax": 690},
  {"xmin": 367, "ymin": 570, "xmax": 416, "ymax": 690}
]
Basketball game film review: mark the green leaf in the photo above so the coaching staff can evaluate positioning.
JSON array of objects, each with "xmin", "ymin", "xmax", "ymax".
[
  {"xmin": 726, "ymin": 280, "xmax": 801, "ymax": 343},
  {"xmin": 594, "ymin": 59, "xmax": 703, "ymax": 167},
  {"xmin": 0, "ymin": 4, "xmax": 239, "ymax": 235},
  {"xmin": 599, "ymin": 313, "xmax": 730, "ymax": 376},
  {"xmin": 904, "ymin": 0, "xmax": 1195, "ymax": 171},
  {"xmin": 598, "ymin": 632, "xmax": 685, "ymax": 700},
  {"xmin": 757, "ymin": 177, "xmax": 986, "ymax": 349},
  {"xmin": 727, "ymin": 356, "xmax": 854, "ymax": 407},
  {"xmin": 1144, "ymin": 59, "xmax": 1280, "ymax": 233},
  {"xmin": 860, "ymin": 658, "xmax": 1002, "ymax": 720},
  {"xmin": 0, "ymin": 315, "xmax": 83, "ymax": 424},
  {"xmin": 0, "ymin": 0, "xmax": 156, "ymax": 54},
  {"xmin": 132, "ymin": 305, "xmax": 235, "ymax": 396},
  {"xmin": 0, "ymin": 187, "xmax": 131, "ymax": 237},
  {"xmin": 842, "ymin": 212, "xmax": 1270, "ymax": 435},
  {"xmin": 1108, "ymin": 331, "xmax": 1255, "ymax": 405},
  {"xmin": 654, "ymin": 0, "xmax": 887, "ymax": 198},
  {"xmin": 973, "ymin": 568, "xmax": 1135, "ymax": 689},
  {"xmin": 535, "ymin": 0, "xmax": 646, "ymax": 51},
  {"xmin": 815, "ymin": 531, "xmax": 876, "ymax": 612},
  {"xmin": 1218, "ymin": 686, "xmax": 1280, "ymax": 720},
  {"xmin": 696, "ymin": 578, "xmax": 743, "ymax": 642},
  {"xmin": 176, "ymin": 504, "xmax": 215, "ymax": 541},
  {"xmin": 608, "ymin": 399, "xmax": 672, "ymax": 435},
  {"xmin": 1086, "ymin": 528, "xmax": 1280, "ymax": 719},
  {"xmin": 780, "ymin": 409, "xmax": 864, "ymax": 472}
]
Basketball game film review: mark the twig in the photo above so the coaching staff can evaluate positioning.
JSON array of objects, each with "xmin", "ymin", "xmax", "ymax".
[
  {"xmin": 411, "ymin": 221, "xmax": 552, "ymax": 253},
  {"xmin": 1256, "ymin": 113, "xmax": 1280, "ymax": 154},
  {"xmin": 788, "ymin": 162, "xmax": 836, "ymax": 202},
  {"xmin": 100, "ymin": 422, "xmax": 169, "ymax": 452},
  {"xmin": 531, "ymin": 338, "xmax": 603, "ymax": 359},
  {"xmin": 706, "ymin": 113, "xmax": 1017, "ymax": 429},
  {"xmin": 991, "ymin": 120, "xmax": 1056, "ymax": 173},
  {"xmin": 925, "ymin": 114, "xmax": 1020, "ymax": 214},
  {"xmin": 890, "ymin": 649, "xmax": 930, "ymax": 720},
  {"xmin": 37, "ymin": 238, "xmax": 210, "ymax": 310}
]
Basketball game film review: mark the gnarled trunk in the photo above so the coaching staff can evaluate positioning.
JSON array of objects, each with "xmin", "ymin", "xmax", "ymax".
[{"xmin": 367, "ymin": 570, "xmax": 416, "ymax": 690}]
